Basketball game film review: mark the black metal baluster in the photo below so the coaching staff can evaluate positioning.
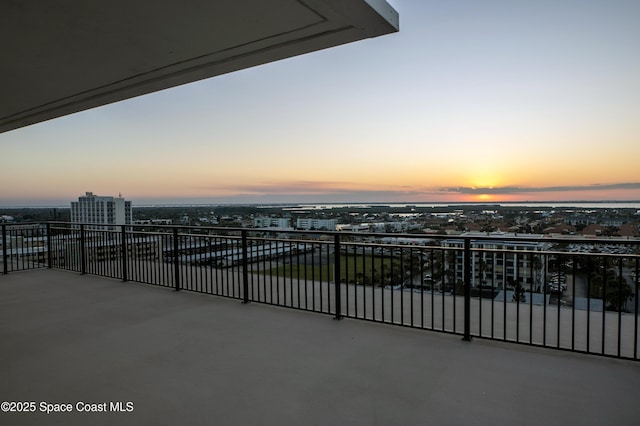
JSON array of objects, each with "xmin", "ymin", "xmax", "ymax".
[
  {"xmin": 173, "ymin": 228, "xmax": 180, "ymax": 291},
  {"xmin": 333, "ymin": 234, "xmax": 342, "ymax": 320},
  {"xmin": 463, "ymin": 238, "xmax": 471, "ymax": 341},
  {"xmin": 602, "ymin": 257, "xmax": 607, "ymax": 355}
]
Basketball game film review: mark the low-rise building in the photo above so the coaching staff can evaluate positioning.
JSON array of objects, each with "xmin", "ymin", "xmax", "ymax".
[
  {"xmin": 254, "ymin": 216, "xmax": 292, "ymax": 229},
  {"xmin": 443, "ymin": 232, "xmax": 552, "ymax": 291},
  {"xmin": 296, "ymin": 218, "xmax": 337, "ymax": 231}
]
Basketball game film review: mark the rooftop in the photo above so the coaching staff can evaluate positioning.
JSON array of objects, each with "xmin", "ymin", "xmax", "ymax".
[
  {"xmin": 1, "ymin": 0, "xmax": 398, "ymax": 134},
  {"xmin": 2, "ymin": 269, "xmax": 639, "ymax": 425}
]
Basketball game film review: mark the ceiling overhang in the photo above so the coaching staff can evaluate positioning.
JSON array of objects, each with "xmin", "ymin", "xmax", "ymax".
[{"xmin": 0, "ymin": 0, "xmax": 398, "ymax": 134}]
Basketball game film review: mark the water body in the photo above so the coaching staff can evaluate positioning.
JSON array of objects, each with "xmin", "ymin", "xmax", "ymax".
[{"xmin": 281, "ymin": 202, "xmax": 640, "ymax": 210}]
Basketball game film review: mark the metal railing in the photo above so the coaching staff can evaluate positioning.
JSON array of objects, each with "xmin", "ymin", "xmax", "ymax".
[{"xmin": 2, "ymin": 222, "xmax": 639, "ymax": 360}]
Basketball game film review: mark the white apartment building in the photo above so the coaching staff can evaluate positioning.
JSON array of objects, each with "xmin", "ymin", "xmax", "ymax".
[
  {"xmin": 443, "ymin": 232, "xmax": 552, "ymax": 291},
  {"xmin": 71, "ymin": 192, "xmax": 132, "ymax": 228},
  {"xmin": 296, "ymin": 218, "xmax": 337, "ymax": 231},
  {"xmin": 254, "ymin": 216, "xmax": 292, "ymax": 229}
]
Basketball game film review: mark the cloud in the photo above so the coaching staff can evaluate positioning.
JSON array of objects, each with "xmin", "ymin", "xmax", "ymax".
[
  {"xmin": 171, "ymin": 180, "xmax": 440, "ymax": 204},
  {"xmin": 129, "ymin": 181, "xmax": 640, "ymax": 205},
  {"xmin": 442, "ymin": 183, "xmax": 640, "ymax": 195},
  {"xmin": 218, "ymin": 181, "xmax": 358, "ymax": 194},
  {"xmin": 193, "ymin": 180, "xmax": 424, "ymax": 196},
  {"xmin": 201, "ymin": 181, "xmax": 640, "ymax": 200},
  {"xmin": 135, "ymin": 191, "xmax": 418, "ymax": 205}
]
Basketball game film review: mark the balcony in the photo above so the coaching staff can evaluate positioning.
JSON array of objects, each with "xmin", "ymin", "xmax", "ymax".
[{"xmin": 2, "ymin": 222, "xmax": 640, "ymax": 423}]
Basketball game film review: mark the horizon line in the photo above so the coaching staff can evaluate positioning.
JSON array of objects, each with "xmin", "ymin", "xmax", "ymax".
[{"xmin": 3, "ymin": 199, "xmax": 640, "ymax": 210}]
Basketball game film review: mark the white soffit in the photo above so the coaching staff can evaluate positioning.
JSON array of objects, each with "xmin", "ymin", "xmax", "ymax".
[{"xmin": 0, "ymin": 0, "xmax": 398, "ymax": 134}]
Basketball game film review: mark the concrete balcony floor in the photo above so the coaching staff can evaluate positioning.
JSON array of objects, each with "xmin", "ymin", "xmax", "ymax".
[{"xmin": 1, "ymin": 269, "xmax": 639, "ymax": 425}]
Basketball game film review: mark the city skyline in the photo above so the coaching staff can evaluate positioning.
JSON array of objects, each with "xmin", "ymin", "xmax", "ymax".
[{"xmin": 2, "ymin": 0, "xmax": 640, "ymax": 206}]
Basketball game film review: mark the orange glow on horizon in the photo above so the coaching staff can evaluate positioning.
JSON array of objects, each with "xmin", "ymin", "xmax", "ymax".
[{"xmin": 475, "ymin": 194, "xmax": 493, "ymax": 202}]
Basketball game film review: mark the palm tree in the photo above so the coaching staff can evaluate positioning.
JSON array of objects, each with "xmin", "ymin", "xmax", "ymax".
[
  {"xmin": 512, "ymin": 281, "xmax": 527, "ymax": 303},
  {"xmin": 532, "ymin": 255, "xmax": 543, "ymax": 292}
]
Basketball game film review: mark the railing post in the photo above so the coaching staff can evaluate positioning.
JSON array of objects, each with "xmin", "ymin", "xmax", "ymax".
[
  {"xmin": 173, "ymin": 228, "xmax": 180, "ymax": 291},
  {"xmin": 46, "ymin": 223, "xmax": 52, "ymax": 269},
  {"xmin": 80, "ymin": 224, "xmax": 86, "ymax": 275},
  {"xmin": 2, "ymin": 224, "xmax": 7, "ymax": 275},
  {"xmin": 121, "ymin": 225, "xmax": 128, "ymax": 282},
  {"xmin": 242, "ymin": 230, "xmax": 250, "ymax": 304},
  {"xmin": 334, "ymin": 234, "xmax": 342, "ymax": 320},
  {"xmin": 462, "ymin": 238, "xmax": 472, "ymax": 341}
]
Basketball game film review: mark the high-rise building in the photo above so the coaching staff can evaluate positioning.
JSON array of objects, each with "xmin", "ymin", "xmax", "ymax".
[{"xmin": 71, "ymin": 192, "xmax": 132, "ymax": 228}]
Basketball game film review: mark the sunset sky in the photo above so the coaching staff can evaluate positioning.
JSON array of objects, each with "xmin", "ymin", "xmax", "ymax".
[{"xmin": 2, "ymin": 0, "xmax": 639, "ymax": 207}]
